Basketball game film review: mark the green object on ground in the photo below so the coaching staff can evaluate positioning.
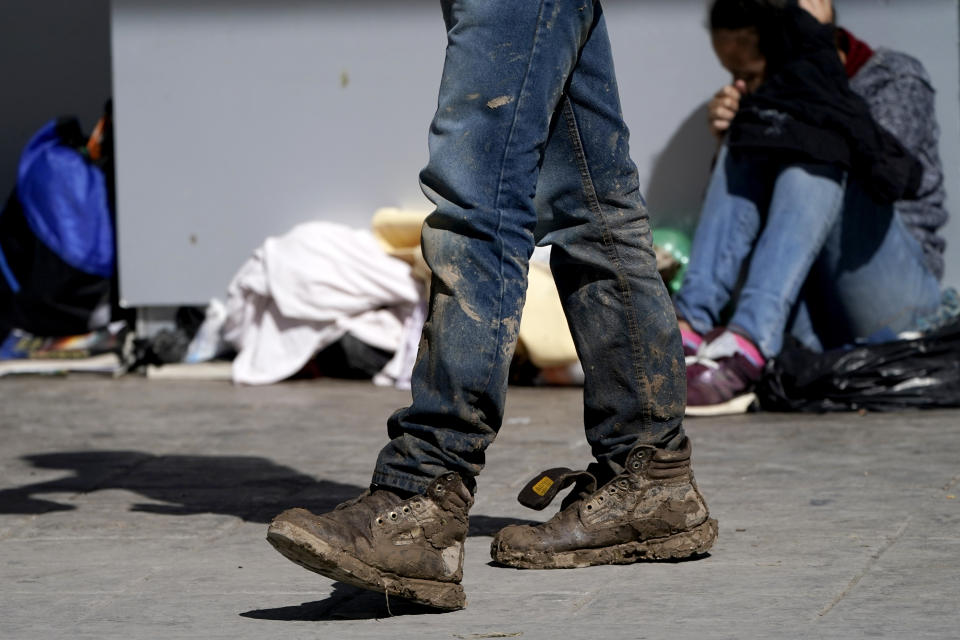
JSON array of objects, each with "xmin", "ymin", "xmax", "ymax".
[{"xmin": 652, "ymin": 227, "xmax": 692, "ymax": 293}]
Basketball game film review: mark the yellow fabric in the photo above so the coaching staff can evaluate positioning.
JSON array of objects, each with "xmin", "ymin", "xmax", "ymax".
[
  {"xmin": 371, "ymin": 207, "xmax": 432, "ymax": 283},
  {"xmin": 519, "ymin": 261, "xmax": 578, "ymax": 367},
  {"xmin": 371, "ymin": 207, "xmax": 429, "ymax": 263}
]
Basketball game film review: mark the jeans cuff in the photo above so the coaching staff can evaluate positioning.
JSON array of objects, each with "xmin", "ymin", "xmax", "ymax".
[
  {"xmin": 673, "ymin": 300, "xmax": 712, "ymax": 337},
  {"xmin": 370, "ymin": 469, "xmax": 436, "ymax": 497}
]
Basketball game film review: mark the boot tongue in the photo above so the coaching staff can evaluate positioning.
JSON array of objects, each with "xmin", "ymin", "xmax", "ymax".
[
  {"xmin": 335, "ymin": 487, "xmax": 402, "ymax": 514},
  {"xmin": 517, "ymin": 468, "xmax": 597, "ymax": 511},
  {"xmin": 369, "ymin": 488, "xmax": 404, "ymax": 507}
]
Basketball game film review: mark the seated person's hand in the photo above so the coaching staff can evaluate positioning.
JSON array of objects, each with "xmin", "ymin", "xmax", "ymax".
[
  {"xmin": 798, "ymin": 0, "xmax": 834, "ymax": 24},
  {"xmin": 707, "ymin": 80, "xmax": 746, "ymax": 139}
]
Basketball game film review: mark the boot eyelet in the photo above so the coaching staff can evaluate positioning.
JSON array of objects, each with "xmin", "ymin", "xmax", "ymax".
[
  {"xmin": 413, "ymin": 501, "xmax": 422, "ymax": 509},
  {"xmin": 376, "ymin": 517, "xmax": 383, "ymax": 525},
  {"xmin": 402, "ymin": 506, "xmax": 411, "ymax": 514},
  {"xmin": 389, "ymin": 512, "xmax": 398, "ymax": 521},
  {"xmin": 586, "ymin": 504, "xmax": 593, "ymax": 510},
  {"xmin": 619, "ymin": 480, "xmax": 629, "ymax": 489},
  {"xmin": 631, "ymin": 461, "xmax": 641, "ymax": 469},
  {"xmin": 609, "ymin": 487, "xmax": 617, "ymax": 494},
  {"xmin": 597, "ymin": 495, "xmax": 605, "ymax": 503}
]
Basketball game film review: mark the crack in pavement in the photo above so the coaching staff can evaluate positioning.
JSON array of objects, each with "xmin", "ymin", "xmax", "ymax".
[{"xmin": 817, "ymin": 516, "xmax": 912, "ymax": 618}]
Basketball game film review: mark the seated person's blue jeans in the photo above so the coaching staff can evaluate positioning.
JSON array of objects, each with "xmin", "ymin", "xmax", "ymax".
[
  {"xmin": 674, "ymin": 145, "xmax": 941, "ymax": 359},
  {"xmin": 371, "ymin": 0, "xmax": 686, "ymax": 496}
]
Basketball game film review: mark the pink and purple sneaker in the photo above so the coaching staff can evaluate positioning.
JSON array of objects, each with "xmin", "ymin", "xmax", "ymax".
[{"xmin": 685, "ymin": 329, "xmax": 764, "ymax": 416}]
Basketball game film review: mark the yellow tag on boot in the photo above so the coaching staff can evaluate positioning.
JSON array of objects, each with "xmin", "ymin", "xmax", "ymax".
[{"xmin": 532, "ymin": 476, "xmax": 554, "ymax": 496}]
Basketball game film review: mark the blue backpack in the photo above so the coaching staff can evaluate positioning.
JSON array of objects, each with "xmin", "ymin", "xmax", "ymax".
[{"xmin": 0, "ymin": 113, "xmax": 115, "ymax": 337}]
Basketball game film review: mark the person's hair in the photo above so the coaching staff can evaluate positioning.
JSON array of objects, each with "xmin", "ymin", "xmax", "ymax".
[{"xmin": 708, "ymin": 0, "xmax": 787, "ymax": 32}]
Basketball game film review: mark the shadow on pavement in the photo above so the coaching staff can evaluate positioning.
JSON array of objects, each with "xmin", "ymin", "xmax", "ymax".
[
  {"xmin": 240, "ymin": 582, "xmax": 445, "ymax": 620},
  {"xmin": 0, "ymin": 450, "xmax": 359, "ymax": 523},
  {"xmin": 0, "ymin": 450, "xmax": 538, "ymax": 534}
]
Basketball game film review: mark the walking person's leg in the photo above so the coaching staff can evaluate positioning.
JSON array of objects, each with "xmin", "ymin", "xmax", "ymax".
[
  {"xmin": 268, "ymin": 0, "xmax": 606, "ymax": 610},
  {"xmin": 490, "ymin": 6, "xmax": 717, "ymax": 569}
]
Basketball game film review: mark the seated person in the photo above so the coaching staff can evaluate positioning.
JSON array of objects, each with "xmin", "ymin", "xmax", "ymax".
[{"xmin": 673, "ymin": 0, "xmax": 948, "ymax": 415}]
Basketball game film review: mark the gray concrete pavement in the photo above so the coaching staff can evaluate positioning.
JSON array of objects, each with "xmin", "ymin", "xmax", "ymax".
[{"xmin": 1, "ymin": 376, "xmax": 958, "ymax": 639}]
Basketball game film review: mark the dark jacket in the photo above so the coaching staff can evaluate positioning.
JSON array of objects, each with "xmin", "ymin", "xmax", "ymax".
[{"xmin": 727, "ymin": 4, "xmax": 923, "ymax": 206}]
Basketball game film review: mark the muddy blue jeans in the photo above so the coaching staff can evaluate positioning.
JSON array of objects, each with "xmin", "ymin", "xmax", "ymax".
[
  {"xmin": 371, "ymin": 0, "xmax": 686, "ymax": 495},
  {"xmin": 674, "ymin": 146, "xmax": 941, "ymax": 359}
]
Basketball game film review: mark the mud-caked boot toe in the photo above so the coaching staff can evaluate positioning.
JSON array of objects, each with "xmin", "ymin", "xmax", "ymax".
[
  {"xmin": 491, "ymin": 438, "xmax": 718, "ymax": 569},
  {"xmin": 267, "ymin": 472, "xmax": 473, "ymax": 610},
  {"xmin": 491, "ymin": 523, "xmax": 532, "ymax": 552}
]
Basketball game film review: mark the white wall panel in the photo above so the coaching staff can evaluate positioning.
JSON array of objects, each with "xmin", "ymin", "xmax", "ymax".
[{"xmin": 112, "ymin": 0, "xmax": 960, "ymax": 304}]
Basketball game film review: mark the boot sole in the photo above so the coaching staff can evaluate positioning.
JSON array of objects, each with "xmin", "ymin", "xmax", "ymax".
[
  {"xmin": 491, "ymin": 517, "xmax": 718, "ymax": 569},
  {"xmin": 685, "ymin": 392, "xmax": 757, "ymax": 417},
  {"xmin": 266, "ymin": 519, "xmax": 466, "ymax": 611}
]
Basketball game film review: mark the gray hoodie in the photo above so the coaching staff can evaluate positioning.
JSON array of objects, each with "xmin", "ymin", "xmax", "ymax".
[{"xmin": 849, "ymin": 47, "xmax": 949, "ymax": 280}]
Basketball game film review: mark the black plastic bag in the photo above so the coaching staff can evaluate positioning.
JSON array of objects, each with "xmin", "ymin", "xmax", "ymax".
[{"xmin": 757, "ymin": 317, "xmax": 960, "ymax": 412}]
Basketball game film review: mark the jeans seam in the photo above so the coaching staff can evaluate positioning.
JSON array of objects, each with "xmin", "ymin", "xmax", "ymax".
[
  {"xmin": 478, "ymin": 0, "xmax": 550, "ymax": 408},
  {"xmin": 560, "ymin": 95, "xmax": 653, "ymax": 433}
]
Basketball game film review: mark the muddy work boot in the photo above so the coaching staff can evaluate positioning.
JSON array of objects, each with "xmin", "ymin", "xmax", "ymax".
[
  {"xmin": 491, "ymin": 439, "xmax": 717, "ymax": 569},
  {"xmin": 267, "ymin": 472, "xmax": 473, "ymax": 610}
]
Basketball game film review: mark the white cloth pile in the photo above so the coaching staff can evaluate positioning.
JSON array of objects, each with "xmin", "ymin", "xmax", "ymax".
[{"xmin": 223, "ymin": 222, "xmax": 423, "ymax": 385}]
